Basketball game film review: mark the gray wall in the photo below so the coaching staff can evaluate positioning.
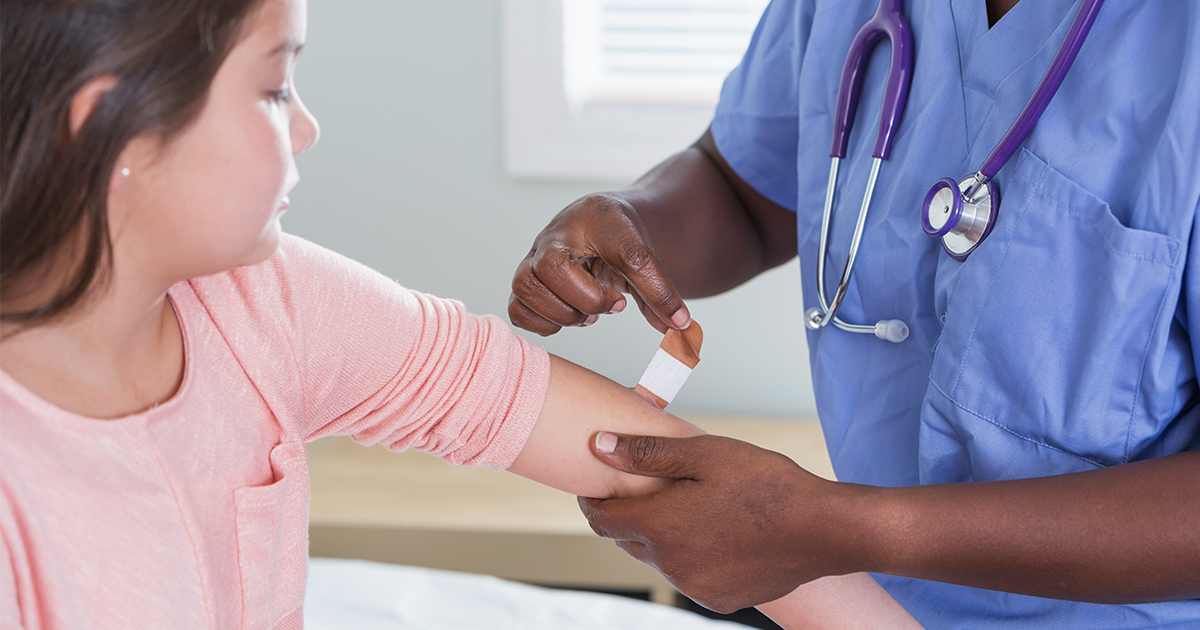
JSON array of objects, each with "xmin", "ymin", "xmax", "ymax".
[{"xmin": 288, "ymin": 0, "xmax": 815, "ymax": 418}]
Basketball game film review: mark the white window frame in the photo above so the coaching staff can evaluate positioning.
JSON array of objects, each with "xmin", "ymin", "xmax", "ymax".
[{"xmin": 501, "ymin": 0, "xmax": 720, "ymax": 182}]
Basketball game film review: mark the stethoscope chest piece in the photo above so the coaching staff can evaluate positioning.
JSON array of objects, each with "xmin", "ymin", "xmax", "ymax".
[{"xmin": 921, "ymin": 176, "xmax": 999, "ymax": 261}]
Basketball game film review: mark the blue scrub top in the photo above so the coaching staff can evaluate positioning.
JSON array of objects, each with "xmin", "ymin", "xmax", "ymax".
[{"xmin": 712, "ymin": 0, "xmax": 1200, "ymax": 626}]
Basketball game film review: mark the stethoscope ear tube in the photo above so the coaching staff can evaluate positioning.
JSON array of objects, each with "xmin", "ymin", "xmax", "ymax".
[
  {"xmin": 812, "ymin": 0, "xmax": 915, "ymax": 344},
  {"xmin": 807, "ymin": 155, "xmax": 909, "ymax": 344},
  {"xmin": 804, "ymin": 308, "xmax": 910, "ymax": 343},
  {"xmin": 829, "ymin": 0, "xmax": 914, "ymax": 160}
]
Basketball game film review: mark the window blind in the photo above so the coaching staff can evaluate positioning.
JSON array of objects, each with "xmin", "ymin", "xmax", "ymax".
[{"xmin": 562, "ymin": 0, "xmax": 770, "ymax": 107}]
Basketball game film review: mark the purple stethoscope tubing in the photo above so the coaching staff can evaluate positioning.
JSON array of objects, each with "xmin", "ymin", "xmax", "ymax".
[
  {"xmin": 932, "ymin": 0, "xmax": 1104, "ymax": 257},
  {"xmin": 830, "ymin": 0, "xmax": 914, "ymax": 161},
  {"xmin": 978, "ymin": 0, "xmax": 1105, "ymax": 180},
  {"xmin": 807, "ymin": 0, "xmax": 914, "ymax": 341}
]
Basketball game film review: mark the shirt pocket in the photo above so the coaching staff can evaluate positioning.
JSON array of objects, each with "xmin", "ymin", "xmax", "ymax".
[
  {"xmin": 927, "ymin": 149, "xmax": 1181, "ymax": 475},
  {"xmin": 233, "ymin": 441, "xmax": 310, "ymax": 629}
]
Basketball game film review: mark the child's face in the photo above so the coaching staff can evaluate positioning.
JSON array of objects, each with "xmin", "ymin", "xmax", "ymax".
[{"xmin": 110, "ymin": 0, "xmax": 319, "ymax": 284}]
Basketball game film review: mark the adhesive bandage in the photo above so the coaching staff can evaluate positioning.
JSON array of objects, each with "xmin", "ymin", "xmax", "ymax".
[{"xmin": 634, "ymin": 321, "xmax": 703, "ymax": 409}]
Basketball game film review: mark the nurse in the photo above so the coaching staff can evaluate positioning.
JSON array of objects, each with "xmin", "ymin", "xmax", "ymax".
[{"xmin": 508, "ymin": 0, "xmax": 1200, "ymax": 627}]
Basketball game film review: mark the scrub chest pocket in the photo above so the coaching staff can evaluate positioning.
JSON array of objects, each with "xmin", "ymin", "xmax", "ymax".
[{"xmin": 924, "ymin": 149, "xmax": 1181, "ymax": 482}]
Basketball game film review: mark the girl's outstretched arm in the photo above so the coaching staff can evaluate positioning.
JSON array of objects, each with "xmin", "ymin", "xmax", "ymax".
[
  {"xmin": 506, "ymin": 355, "xmax": 922, "ymax": 629},
  {"xmin": 507, "ymin": 354, "xmax": 703, "ymax": 498},
  {"xmin": 758, "ymin": 575, "xmax": 923, "ymax": 630}
]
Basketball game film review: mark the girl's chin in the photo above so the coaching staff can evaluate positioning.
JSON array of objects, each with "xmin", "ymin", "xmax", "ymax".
[{"xmin": 239, "ymin": 222, "xmax": 284, "ymax": 267}]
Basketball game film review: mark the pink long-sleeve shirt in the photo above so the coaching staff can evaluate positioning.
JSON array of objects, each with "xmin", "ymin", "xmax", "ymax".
[{"xmin": 0, "ymin": 235, "xmax": 550, "ymax": 629}]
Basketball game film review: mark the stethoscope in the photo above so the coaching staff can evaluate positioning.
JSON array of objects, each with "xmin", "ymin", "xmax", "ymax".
[{"xmin": 803, "ymin": 0, "xmax": 1104, "ymax": 343}]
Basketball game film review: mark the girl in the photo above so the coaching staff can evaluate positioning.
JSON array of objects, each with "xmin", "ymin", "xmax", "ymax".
[{"xmin": 0, "ymin": 0, "xmax": 919, "ymax": 628}]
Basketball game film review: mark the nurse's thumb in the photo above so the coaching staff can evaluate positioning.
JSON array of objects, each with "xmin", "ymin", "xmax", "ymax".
[{"xmin": 591, "ymin": 432, "xmax": 704, "ymax": 479}]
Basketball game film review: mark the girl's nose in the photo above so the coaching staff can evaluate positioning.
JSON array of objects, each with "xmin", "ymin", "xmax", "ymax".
[{"xmin": 292, "ymin": 95, "xmax": 320, "ymax": 154}]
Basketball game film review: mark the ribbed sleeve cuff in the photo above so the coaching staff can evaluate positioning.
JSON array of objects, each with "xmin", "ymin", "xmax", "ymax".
[{"xmin": 479, "ymin": 336, "xmax": 550, "ymax": 472}]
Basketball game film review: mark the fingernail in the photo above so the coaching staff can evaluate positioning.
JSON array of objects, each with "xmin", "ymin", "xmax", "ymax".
[
  {"xmin": 580, "ymin": 314, "xmax": 599, "ymax": 327},
  {"xmin": 595, "ymin": 432, "xmax": 618, "ymax": 454},
  {"xmin": 671, "ymin": 308, "xmax": 691, "ymax": 329},
  {"xmin": 608, "ymin": 299, "xmax": 626, "ymax": 315}
]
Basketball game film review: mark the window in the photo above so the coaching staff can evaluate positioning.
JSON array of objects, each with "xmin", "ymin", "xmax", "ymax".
[
  {"xmin": 563, "ymin": 0, "xmax": 769, "ymax": 107},
  {"xmin": 502, "ymin": 0, "xmax": 768, "ymax": 182}
]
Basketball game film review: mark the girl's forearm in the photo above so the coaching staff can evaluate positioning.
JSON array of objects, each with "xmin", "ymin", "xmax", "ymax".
[
  {"xmin": 757, "ymin": 574, "xmax": 923, "ymax": 630},
  {"xmin": 507, "ymin": 354, "xmax": 703, "ymax": 498}
]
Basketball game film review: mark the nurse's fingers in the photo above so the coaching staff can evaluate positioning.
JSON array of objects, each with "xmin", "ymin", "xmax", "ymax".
[
  {"xmin": 627, "ymin": 291, "xmax": 670, "ymax": 335},
  {"xmin": 578, "ymin": 495, "xmax": 653, "ymax": 545},
  {"xmin": 578, "ymin": 494, "xmax": 691, "ymax": 586},
  {"xmin": 527, "ymin": 245, "xmax": 629, "ymax": 316},
  {"xmin": 584, "ymin": 257, "xmax": 671, "ymax": 333},
  {"xmin": 588, "ymin": 231, "xmax": 690, "ymax": 332},
  {"xmin": 510, "ymin": 193, "xmax": 686, "ymax": 334},
  {"xmin": 614, "ymin": 539, "xmax": 653, "ymax": 568},
  {"xmin": 507, "ymin": 292, "xmax": 563, "ymax": 337},
  {"xmin": 510, "ymin": 258, "xmax": 586, "ymax": 327},
  {"xmin": 588, "ymin": 258, "xmax": 632, "ymax": 296},
  {"xmin": 510, "ymin": 256, "xmax": 621, "ymax": 335}
]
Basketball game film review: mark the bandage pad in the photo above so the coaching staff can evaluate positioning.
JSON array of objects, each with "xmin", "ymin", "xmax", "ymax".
[{"xmin": 634, "ymin": 321, "xmax": 703, "ymax": 409}]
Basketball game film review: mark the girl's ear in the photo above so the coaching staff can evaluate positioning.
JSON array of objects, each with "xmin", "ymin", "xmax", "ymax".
[
  {"xmin": 69, "ymin": 75, "xmax": 118, "ymax": 136},
  {"xmin": 109, "ymin": 165, "xmax": 130, "ymax": 195}
]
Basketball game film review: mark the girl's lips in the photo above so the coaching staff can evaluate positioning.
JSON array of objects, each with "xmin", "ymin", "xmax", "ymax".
[{"xmin": 278, "ymin": 196, "xmax": 290, "ymax": 211}]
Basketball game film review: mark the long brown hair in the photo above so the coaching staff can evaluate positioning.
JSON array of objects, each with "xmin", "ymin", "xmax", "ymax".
[{"xmin": 0, "ymin": 0, "xmax": 268, "ymax": 329}]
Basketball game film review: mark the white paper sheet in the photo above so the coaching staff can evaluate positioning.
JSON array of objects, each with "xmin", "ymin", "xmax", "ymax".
[{"xmin": 305, "ymin": 558, "xmax": 743, "ymax": 630}]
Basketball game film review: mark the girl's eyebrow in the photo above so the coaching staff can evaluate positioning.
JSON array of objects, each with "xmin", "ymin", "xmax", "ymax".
[{"xmin": 268, "ymin": 40, "xmax": 304, "ymax": 57}]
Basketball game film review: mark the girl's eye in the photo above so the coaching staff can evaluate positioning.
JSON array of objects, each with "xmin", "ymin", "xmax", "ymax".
[{"xmin": 269, "ymin": 89, "xmax": 292, "ymax": 103}]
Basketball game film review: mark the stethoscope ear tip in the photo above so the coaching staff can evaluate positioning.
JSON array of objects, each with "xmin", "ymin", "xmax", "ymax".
[
  {"xmin": 803, "ymin": 307, "xmax": 825, "ymax": 331},
  {"xmin": 874, "ymin": 319, "xmax": 909, "ymax": 343}
]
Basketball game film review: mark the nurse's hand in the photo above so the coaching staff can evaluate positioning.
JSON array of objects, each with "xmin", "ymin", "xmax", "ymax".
[
  {"xmin": 508, "ymin": 194, "xmax": 690, "ymax": 336},
  {"xmin": 578, "ymin": 433, "xmax": 865, "ymax": 613}
]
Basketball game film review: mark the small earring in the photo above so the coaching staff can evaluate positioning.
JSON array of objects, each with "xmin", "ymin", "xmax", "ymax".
[{"xmin": 121, "ymin": 167, "xmax": 130, "ymax": 177}]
